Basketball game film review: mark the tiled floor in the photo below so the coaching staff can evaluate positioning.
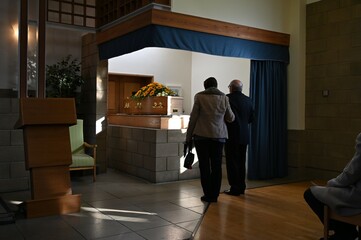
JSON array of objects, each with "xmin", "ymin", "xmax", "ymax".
[{"xmin": 0, "ymin": 167, "xmax": 307, "ymax": 240}]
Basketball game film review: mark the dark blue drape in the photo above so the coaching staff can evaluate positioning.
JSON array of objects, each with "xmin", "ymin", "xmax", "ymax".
[
  {"xmin": 99, "ymin": 25, "xmax": 289, "ymax": 63},
  {"xmin": 248, "ymin": 60, "xmax": 288, "ymax": 180}
]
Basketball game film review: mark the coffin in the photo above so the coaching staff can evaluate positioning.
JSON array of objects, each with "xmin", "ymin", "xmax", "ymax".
[{"xmin": 123, "ymin": 96, "xmax": 183, "ymax": 115}]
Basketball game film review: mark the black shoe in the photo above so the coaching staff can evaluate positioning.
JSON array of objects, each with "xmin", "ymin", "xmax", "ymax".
[
  {"xmin": 224, "ymin": 189, "xmax": 243, "ymax": 196},
  {"xmin": 200, "ymin": 196, "xmax": 217, "ymax": 202}
]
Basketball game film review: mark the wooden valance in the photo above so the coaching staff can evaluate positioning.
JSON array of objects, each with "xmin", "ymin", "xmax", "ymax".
[{"xmin": 97, "ymin": 8, "xmax": 290, "ymax": 47}]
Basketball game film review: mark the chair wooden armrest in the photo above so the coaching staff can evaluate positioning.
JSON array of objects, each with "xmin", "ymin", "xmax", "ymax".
[
  {"xmin": 84, "ymin": 142, "xmax": 97, "ymax": 149},
  {"xmin": 84, "ymin": 142, "xmax": 97, "ymax": 157},
  {"xmin": 69, "ymin": 120, "xmax": 97, "ymax": 182}
]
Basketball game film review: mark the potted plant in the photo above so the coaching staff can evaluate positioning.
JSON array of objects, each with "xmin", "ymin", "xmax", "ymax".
[{"xmin": 46, "ymin": 55, "xmax": 84, "ymax": 100}]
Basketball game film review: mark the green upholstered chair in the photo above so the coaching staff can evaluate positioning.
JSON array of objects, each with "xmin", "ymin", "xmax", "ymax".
[{"xmin": 69, "ymin": 119, "xmax": 97, "ymax": 182}]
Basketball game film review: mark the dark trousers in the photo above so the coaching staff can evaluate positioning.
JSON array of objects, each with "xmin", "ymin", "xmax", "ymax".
[
  {"xmin": 194, "ymin": 139, "xmax": 224, "ymax": 199},
  {"xmin": 225, "ymin": 143, "xmax": 247, "ymax": 193},
  {"xmin": 303, "ymin": 188, "xmax": 357, "ymax": 236}
]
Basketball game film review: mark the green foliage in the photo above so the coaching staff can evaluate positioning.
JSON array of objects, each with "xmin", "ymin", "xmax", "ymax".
[{"xmin": 46, "ymin": 55, "xmax": 84, "ymax": 98}]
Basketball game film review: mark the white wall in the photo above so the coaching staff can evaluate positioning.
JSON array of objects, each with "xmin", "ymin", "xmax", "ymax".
[
  {"xmin": 190, "ymin": 52, "xmax": 250, "ymax": 104},
  {"xmin": 288, "ymin": 1, "xmax": 306, "ymax": 130},
  {"xmin": 108, "ymin": 48, "xmax": 193, "ymax": 113},
  {"xmin": 108, "ymin": 48, "xmax": 250, "ymax": 114},
  {"xmin": 171, "ymin": 0, "xmax": 291, "ymax": 33}
]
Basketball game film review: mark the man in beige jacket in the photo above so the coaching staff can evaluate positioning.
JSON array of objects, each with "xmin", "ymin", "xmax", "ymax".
[{"xmin": 186, "ymin": 77, "xmax": 235, "ymax": 203}]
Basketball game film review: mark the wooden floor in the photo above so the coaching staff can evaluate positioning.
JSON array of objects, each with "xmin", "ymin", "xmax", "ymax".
[{"xmin": 193, "ymin": 181, "xmax": 323, "ymax": 240}]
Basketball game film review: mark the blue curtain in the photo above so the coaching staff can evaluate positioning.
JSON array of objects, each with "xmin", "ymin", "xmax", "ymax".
[
  {"xmin": 99, "ymin": 25, "xmax": 289, "ymax": 63},
  {"xmin": 248, "ymin": 60, "xmax": 288, "ymax": 180}
]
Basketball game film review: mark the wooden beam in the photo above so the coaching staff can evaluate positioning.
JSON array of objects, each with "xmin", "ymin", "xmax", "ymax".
[
  {"xmin": 153, "ymin": 0, "xmax": 170, "ymax": 5},
  {"xmin": 19, "ymin": 0, "xmax": 28, "ymax": 98},
  {"xmin": 38, "ymin": 0, "xmax": 46, "ymax": 98},
  {"xmin": 96, "ymin": 8, "xmax": 290, "ymax": 47},
  {"xmin": 151, "ymin": 9, "xmax": 290, "ymax": 46}
]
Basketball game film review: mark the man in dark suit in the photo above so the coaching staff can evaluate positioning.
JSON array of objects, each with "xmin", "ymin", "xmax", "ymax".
[{"xmin": 224, "ymin": 79, "xmax": 254, "ymax": 196}]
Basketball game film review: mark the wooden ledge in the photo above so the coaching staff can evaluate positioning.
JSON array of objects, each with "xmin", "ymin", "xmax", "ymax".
[
  {"xmin": 97, "ymin": 8, "xmax": 290, "ymax": 46},
  {"xmin": 108, "ymin": 114, "xmax": 189, "ymax": 129}
]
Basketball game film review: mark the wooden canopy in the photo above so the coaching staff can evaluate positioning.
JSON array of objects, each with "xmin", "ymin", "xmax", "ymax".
[{"xmin": 96, "ymin": 8, "xmax": 290, "ymax": 47}]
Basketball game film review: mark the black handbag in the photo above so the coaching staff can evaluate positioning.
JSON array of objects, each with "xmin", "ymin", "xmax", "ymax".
[
  {"xmin": 183, "ymin": 142, "xmax": 194, "ymax": 169},
  {"xmin": 184, "ymin": 151, "xmax": 194, "ymax": 169}
]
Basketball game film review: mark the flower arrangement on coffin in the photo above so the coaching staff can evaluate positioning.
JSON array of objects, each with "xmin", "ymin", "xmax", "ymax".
[{"xmin": 132, "ymin": 82, "xmax": 176, "ymax": 100}]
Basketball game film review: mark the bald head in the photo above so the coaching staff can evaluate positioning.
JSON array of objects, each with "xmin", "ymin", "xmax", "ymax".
[{"xmin": 229, "ymin": 79, "xmax": 243, "ymax": 92}]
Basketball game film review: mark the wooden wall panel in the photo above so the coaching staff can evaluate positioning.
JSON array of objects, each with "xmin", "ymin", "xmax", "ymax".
[{"xmin": 107, "ymin": 74, "xmax": 153, "ymax": 114}]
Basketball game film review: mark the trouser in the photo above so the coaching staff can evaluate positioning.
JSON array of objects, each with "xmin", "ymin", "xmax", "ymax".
[
  {"xmin": 194, "ymin": 139, "xmax": 224, "ymax": 199},
  {"xmin": 303, "ymin": 188, "xmax": 357, "ymax": 236},
  {"xmin": 225, "ymin": 143, "xmax": 247, "ymax": 193}
]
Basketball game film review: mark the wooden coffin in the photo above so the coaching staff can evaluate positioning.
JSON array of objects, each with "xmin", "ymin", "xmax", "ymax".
[{"xmin": 123, "ymin": 96, "xmax": 183, "ymax": 115}]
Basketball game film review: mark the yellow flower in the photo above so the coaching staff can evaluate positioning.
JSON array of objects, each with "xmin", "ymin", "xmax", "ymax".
[
  {"xmin": 144, "ymin": 88, "xmax": 151, "ymax": 95},
  {"xmin": 135, "ymin": 90, "xmax": 142, "ymax": 97},
  {"xmin": 131, "ymin": 82, "xmax": 175, "ymax": 100}
]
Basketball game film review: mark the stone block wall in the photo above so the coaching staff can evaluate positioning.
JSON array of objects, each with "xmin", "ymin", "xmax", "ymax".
[
  {"xmin": 0, "ymin": 98, "xmax": 29, "ymax": 192},
  {"xmin": 289, "ymin": 0, "xmax": 361, "ymax": 178},
  {"xmin": 107, "ymin": 125, "xmax": 200, "ymax": 183}
]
